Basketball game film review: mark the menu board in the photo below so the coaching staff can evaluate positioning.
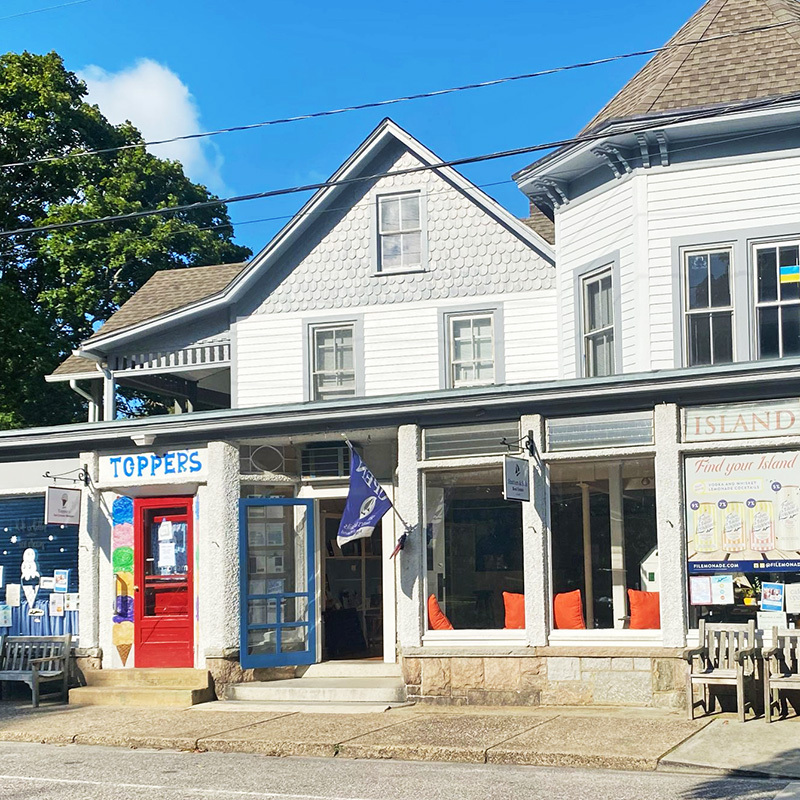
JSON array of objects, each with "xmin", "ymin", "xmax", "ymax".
[{"xmin": 686, "ymin": 451, "xmax": 800, "ymax": 574}]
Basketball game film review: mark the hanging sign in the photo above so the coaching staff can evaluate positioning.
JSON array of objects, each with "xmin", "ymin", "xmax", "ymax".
[
  {"xmin": 45, "ymin": 486, "xmax": 81, "ymax": 526},
  {"xmin": 99, "ymin": 448, "xmax": 207, "ymax": 483},
  {"xmin": 503, "ymin": 455, "xmax": 530, "ymax": 502}
]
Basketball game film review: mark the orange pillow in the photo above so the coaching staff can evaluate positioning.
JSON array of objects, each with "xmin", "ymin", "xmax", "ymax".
[
  {"xmin": 503, "ymin": 592, "xmax": 525, "ymax": 629},
  {"xmin": 554, "ymin": 589, "xmax": 586, "ymax": 630},
  {"xmin": 628, "ymin": 589, "xmax": 660, "ymax": 629},
  {"xmin": 427, "ymin": 594, "xmax": 453, "ymax": 630}
]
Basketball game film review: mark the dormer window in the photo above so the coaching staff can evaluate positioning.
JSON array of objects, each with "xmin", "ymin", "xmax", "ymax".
[{"xmin": 378, "ymin": 192, "xmax": 422, "ymax": 271}]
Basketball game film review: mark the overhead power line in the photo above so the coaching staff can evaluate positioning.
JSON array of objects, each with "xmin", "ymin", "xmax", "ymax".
[
  {"xmin": 0, "ymin": 19, "xmax": 792, "ymax": 172},
  {"xmin": 0, "ymin": 0, "xmax": 91, "ymax": 22},
  {"xmin": 2, "ymin": 90, "xmax": 798, "ymax": 241}
]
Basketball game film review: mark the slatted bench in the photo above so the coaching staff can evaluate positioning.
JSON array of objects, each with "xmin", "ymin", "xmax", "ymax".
[
  {"xmin": 763, "ymin": 627, "xmax": 800, "ymax": 723},
  {"xmin": 0, "ymin": 634, "xmax": 71, "ymax": 707}
]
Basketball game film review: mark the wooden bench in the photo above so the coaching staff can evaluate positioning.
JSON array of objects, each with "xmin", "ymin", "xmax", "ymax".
[
  {"xmin": 0, "ymin": 635, "xmax": 71, "ymax": 707},
  {"xmin": 683, "ymin": 619, "xmax": 758, "ymax": 722},
  {"xmin": 763, "ymin": 627, "xmax": 800, "ymax": 723}
]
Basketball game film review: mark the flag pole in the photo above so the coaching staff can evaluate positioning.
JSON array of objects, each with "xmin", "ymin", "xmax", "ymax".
[{"xmin": 342, "ymin": 435, "xmax": 412, "ymax": 558}]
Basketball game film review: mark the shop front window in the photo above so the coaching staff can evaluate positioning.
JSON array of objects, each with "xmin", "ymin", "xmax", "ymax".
[
  {"xmin": 424, "ymin": 467, "xmax": 523, "ymax": 630},
  {"xmin": 549, "ymin": 459, "xmax": 658, "ymax": 630}
]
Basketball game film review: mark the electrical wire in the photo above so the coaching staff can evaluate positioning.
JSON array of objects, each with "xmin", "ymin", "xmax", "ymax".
[
  {"xmin": 0, "ymin": 19, "xmax": 792, "ymax": 172},
  {"xmin": 0, "ymin": 0, "xmax": 91, "ymax": 22},
  {"xmin": 2, "ymin": 90, "xmax": 799, "ymax": 241}
]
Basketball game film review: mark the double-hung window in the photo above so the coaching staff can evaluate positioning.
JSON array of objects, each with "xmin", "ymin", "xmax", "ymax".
[
  {"xmin": 378, "ymin": 193, "xmax": 421, "ymax": 271},
  {"xmin": 311, "ymin": 324, "xmax": 355, "ymax": 401},
  {"xmin": 684, "ymin": 248, "xmax": 733, "ymax": 366},
  {"xmin": 755, "ymin": 242, "xmax": 800, "ymax": 359},
  {"xmin": 449, "ymin": 313, "xmax": 495, "ymax": 388},
  {"xmin": 582, "ymin": 268, "xmax": 615, "ymax": 377}
]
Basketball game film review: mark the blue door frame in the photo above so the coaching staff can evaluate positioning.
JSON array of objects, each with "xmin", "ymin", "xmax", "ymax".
[{"xmin": 239, "ymin": 498, "xmax": 316, "ymax": 668}]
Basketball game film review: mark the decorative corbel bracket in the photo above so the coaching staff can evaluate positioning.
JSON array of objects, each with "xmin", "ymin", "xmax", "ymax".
[
  {"xmin": 654, "ymin": 130, "xmax": 670, "ymax": 167},
  {"xmin": 591, "ymin": 144, "xmax": 632, "ymax": 179}
]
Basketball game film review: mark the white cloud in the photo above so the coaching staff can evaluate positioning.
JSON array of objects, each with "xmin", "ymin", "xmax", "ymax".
[{"xmin": 79, "ymin": 59, "xmax": 227, "ymax": 194}]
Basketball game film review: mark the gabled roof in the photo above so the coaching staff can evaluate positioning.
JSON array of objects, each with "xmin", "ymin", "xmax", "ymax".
[
  {"xmin": 583, "ymin": 0, "xmax": 800, "ymax": 133},
  {"xmin": 72, "ymin": 118, "xmax": 554, "ymax": 357},
  {"xmin": 47, "ymin": 262, "xmax": 246, "ymax": 381}
]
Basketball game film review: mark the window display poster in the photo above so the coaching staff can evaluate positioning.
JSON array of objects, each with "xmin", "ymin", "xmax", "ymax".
[
  {"xmin": 711, "ymin": 574, "xmax": 735, "ymax": 605},
  {"xmin": 0, "ymin": 565, "xmax": 3, "ymax": 588},
  {"xmin": 690, "ymin": 575, "xmax": 712, "ymax": 605},
  {"xmin": 64, "ymin": 593, "xmax": 79, "ymax": 612},
  {"xmin": 786, "ymin": 583, "xmax": 800, "ymax": 614},
  {"xmin": 0, "ymin": 604, "xmax": 10, "ymax": 627},
  {"xmin": 40, "ymin": 576, "xmax": 55, "ymax": 590},
  {"xmin": 685, "ymin": 451, "xmax": 800, "ymax": 573},
  {"xmin": 54, "ymin": 569, "xmax": 69, "ymax": 593},
  {"xmin": 5, "ymin": 584, "xmax": 20, "ymax": 608},
  {"xmin": 762, "ymin": 582, "xmax": 785, "ymax": 611},
  {"xmin": 49, "ymin": 593, "xmax": 64, "ymax": 617},
  {"xmin": 757, "ymin": 611, "xmax": 788, "ymax": 630}
]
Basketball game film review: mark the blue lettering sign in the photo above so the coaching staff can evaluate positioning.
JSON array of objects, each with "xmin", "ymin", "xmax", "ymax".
[
  {"xmin": 164, "ymin": 452, "xmax": 175, "ymax": 474},
  {"xmin": 109, "ymin": 456, "xmax": 122, "ymax": 478},
  {"xmin": 177, "ymin": 452, "xmax": 188, "ymax": 472},
  {"xmin": 150, "ymin": 455, "xmax": 162, "ymax": 476},
  {"xmin": 189, "ymin": 451, "xmax": 202, "ymax": 473},
  {"xmin": 136, "ymin": 455, "xmax": 148, "ymax": 476},
  {"xmin": 123, "ymin": 457, "xmax": 135, "ymax": 478}
]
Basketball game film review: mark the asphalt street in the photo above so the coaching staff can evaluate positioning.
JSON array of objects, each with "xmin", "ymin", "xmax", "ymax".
[{"xmin": 0, "ymin": 742, "xmax": 795, "ymax": 800}]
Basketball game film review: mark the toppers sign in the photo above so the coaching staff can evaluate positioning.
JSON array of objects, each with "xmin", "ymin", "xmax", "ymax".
[
  {"xmin": 684, "ymin": 400, "xmax": 800, "ymax": 442},
  {"xmin": 99, "ymin": 449, "xmax": 207, "ymax": 483}
]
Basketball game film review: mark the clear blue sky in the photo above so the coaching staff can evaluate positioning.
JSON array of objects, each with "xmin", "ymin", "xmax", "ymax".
[{"xmin": 2, "ymin": 0, "xmax": 703, "ymax": 253}]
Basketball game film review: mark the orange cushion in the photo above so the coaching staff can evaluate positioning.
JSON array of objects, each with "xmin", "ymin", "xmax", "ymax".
[
  {"xmin": 628, "ymin": 589, "xmax": 660, "ymax": 629},
  {"xmin": 554, "ymin": 589, "xmax": 586, "ymax": 630},
  {"xmin": 503, "ymin": 592, "xmax": 525, "ymax": 629},
  {"xmin": 427, "ymin": 594, "xmax": 453, "ymax": 630}
]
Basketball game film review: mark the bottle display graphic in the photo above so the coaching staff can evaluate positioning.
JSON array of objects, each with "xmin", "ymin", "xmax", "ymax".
[
  {"xmin": 694, "ymin": 503, "xmax": 718, "ymax": 553},
  {"xmin": 749, "ymin": 500, "xmax": 775, "ymax": 552},
  {"xmin": 777, "ymin": 485, "xmax": 800, "ymax": 551},
  {"xmin": 721, "ymin": 502, "xmax": 747, "ymax": 552}
]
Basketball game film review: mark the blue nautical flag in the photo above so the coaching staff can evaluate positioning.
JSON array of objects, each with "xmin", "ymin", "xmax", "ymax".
[{"xmin": 337, "ymin": 444, "xmax": 392, "ymax": 549}]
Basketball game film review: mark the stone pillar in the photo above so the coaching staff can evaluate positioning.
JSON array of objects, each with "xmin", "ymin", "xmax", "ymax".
[
  {"xmin": 654, "ymin": 403, "xmax": 687, "ymax": 647},
  {"xmin": 396, "ymin": 424, "xmax": 423, "ymax": 649},
  {"xmin": 521, "ymin": 415, "xmax": 549, "ymax": 646},
  {"xmin": 78, "ymin": 452, "xmax": 100, "ymax": 648},
  {"xmin": 201, "ymin": 441, "xmax": 241, "ymax": 662}
]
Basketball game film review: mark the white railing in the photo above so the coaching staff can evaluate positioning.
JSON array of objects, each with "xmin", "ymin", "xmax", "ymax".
[{"xmin": 111, "ymin": 340, "xmax": 231, "ymax": 373}]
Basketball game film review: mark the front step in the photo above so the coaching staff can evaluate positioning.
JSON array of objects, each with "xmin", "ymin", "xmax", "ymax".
[
  {"xmin": 226, "ymin": 676, "xmax": 407, "ymax": 705},
  {"xmin": 296, "ymin": 661, "xmax": 402, "ymax": 679},
  {"xmin": 70, "ymin": 668, "xmax": 214, "ymax": 707}
]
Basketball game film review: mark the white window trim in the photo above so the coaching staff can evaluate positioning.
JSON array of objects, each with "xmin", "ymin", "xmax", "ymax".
[
  {"xmin": 547, "ymin": 630, "xmax": 664, "ymax": 647},
  {"xmin": 581, "ymin": 266, "xmax": 615, "ymax": 378},
  {"xmin": 682, "ymin": 246, "xmax": 735, "ymax": 367},
  {"xmin": 447, "ymin": 312, "xmax": 496, "ymax": 389},
  {"xmin": 422, "ymin": 629, "xmax": 527, "ymax": 647},
  {"xmin": 310, "ymin": 322, "xmax": 356, "ymax": 402},
  {"xmin": 376, "ymin": 191, "xmax": 423, "ymax": 273},
  {"xmin": 752, "ymin": 239, "xmax": 800, "ymax": 359}
]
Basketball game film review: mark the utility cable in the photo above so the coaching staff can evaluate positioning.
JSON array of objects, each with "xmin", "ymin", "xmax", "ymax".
[
  {"xmin": 2, "ymin": 90, "xmax": 798, "ymax": 241},
  {"xmin": 0, "ymin": 19, "xmax": 792, "ymax": 171},
  {"xmin": 0, "ymin": 0, "xmax": 91, "ymax": 22}
]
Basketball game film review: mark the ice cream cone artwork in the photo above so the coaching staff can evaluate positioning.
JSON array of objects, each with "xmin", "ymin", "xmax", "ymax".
[
  {"xmin": 111, "ymin": 497, "xmax": 135, "ymax": 666},
  {"xmin": 116, "ymin": 643, "xmax": 132, "ymax": 666}
]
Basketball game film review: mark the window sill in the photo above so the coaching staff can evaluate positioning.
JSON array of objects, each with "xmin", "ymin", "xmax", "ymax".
[
  {"xmin": 371, "ymin": 268, "xmax": 429, "ymax": 277},
  {"xmin": 422, "ymin": 629, "xmax": 527, "ymax": 648},
  {"xmin": 547, "ymin": 629, "xmax": 664, "ymax": 648}
]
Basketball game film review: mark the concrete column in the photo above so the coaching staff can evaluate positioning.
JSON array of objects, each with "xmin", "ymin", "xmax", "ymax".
[
  {"xmin": 78, "ymin": 452, "xmax": 101, "ymax": 648},
  {"xmin": 200, "ymin": 441, "xmax": 241, "ymax": 661},
  {"xmin": 654, "ymin": 403, "xmax": 688, "ymax": 647},
  {"xmin": 395, "ymin": 424, "xmax": 423, "ymax": 649},
  {"xmin": 521, "ymin": 415, "xmax": 550, "ymax": 647}
]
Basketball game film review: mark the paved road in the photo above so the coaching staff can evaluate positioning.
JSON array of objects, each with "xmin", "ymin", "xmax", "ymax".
[{"xmin": 0, "ymin": 742, "xmax": 794, "ymax": 800}]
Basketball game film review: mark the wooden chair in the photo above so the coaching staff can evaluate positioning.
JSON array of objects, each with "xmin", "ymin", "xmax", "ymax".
[
  {"xmin": 763, "ymin": 627, "xmax": 800, "ymax": 723},
  {"xmin": 683, "ymin": 619, "xmax": 758, "ymax": 722}
]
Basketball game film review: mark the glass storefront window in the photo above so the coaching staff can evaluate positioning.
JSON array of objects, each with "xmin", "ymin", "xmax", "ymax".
[
  {"xmin": 549, "ymin": 459, "xmax": 658, "ymax": 630},
  {"xmin": 424, "ymin": 467, "xmax": 523, "ymax": 630}
]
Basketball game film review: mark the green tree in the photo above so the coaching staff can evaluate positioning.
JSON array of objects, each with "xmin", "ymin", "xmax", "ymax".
[{"xmin": 0, "ymin": 51, "xmax": 251, "ymax": 429}]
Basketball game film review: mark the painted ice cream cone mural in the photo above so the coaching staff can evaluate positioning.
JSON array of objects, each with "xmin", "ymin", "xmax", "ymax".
[
  {"xmin": 111, "ymin": 496, "xmax": 134, "ymax": 666},
  {"xmin": 20, "ymin": 548, "xmax": 40, "ymax": 610}
]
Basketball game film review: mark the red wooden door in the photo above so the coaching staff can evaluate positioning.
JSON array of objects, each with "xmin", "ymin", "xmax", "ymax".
[{"xmin": 134, "ymin": 497, "xmax": 194, "ymax": 668}]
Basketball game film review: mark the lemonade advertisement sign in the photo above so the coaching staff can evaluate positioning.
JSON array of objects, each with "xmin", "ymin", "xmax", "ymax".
[{"xmin": 685, "ymin": 451, "xmax": 800, "ymax": 574}]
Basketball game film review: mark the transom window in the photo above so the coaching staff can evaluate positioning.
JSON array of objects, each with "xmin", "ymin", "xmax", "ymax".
[
  {"xmin": 378, "ymin": 193, "xmax": 421, "ymax": 271},
  {"xmin": 311, "ymin": 324, "xmax": 355, "ymax": 401},
  {"xmin": 684, "ymin": 248, "xmax": 733, "ymax": 367},
  {"xmin": 582, "ymin": 268, "xmax": 615, "ymax": 377},
  {"xmin": 449, "ymin": 313, "xmax": 495, "ymax": 388},
  {"xmin": 755, "ymin": 242, "xmax": 800, "ymax": 359}
]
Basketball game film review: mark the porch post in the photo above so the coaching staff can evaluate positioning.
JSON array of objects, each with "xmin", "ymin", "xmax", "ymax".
[
  {"xmin": 102, "ymin": 368, "xmax": 115, "ymax": 421},
  {"xmin": 654, "ymin": 403, "xmax": 688, "ymax": 647},
  {"xmin": 396, "ymin": 424, "xmax": 423, "ymax": 648},
  {"xmin": 521, "ymin": 414, "xmax": 550, "ymax": 646}
]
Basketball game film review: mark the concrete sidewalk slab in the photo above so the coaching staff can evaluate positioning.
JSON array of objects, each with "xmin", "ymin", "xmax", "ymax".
[
  {"xmin": 337, "ymin": 713, "xmax": 555, "ymax": 763},
  {"xmin": 488, "ymin": 715, "xmax": 709, "ymax": 771},
  {"xmin": 660, "ymin": 717, "xmax": 800, "ymax": 779},
  {"xmin": 199, "ymin": 711, "xmax": 418, "ymax": 758}
]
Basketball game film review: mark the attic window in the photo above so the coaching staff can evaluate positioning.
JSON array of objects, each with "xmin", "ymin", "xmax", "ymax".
[{"xmin": 378, "ymin": 192, "xmax": 422, "ymax": 271}]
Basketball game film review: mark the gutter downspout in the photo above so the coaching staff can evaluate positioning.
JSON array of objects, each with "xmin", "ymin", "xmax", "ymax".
[{"xmin": 68, "ymin": 379, "xmax": 99, "ymax": 423}]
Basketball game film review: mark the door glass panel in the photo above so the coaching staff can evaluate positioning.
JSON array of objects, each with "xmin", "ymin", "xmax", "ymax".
[{"xmin": 143, "ymin": 507, "xmax": 189, "ymax": 618}]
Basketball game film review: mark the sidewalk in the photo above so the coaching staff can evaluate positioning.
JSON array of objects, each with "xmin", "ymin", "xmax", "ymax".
[{"xmin": 0, "ymin": 699, "xmax": 711, "ymax": 771}]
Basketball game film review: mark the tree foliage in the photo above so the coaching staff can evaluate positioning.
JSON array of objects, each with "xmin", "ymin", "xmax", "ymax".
[{"xmin": 0, "ymin": 51, "xmax": 251, "ymax": 429}]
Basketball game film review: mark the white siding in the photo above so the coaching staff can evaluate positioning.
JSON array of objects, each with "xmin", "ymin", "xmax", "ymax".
[{"xmin": 504, "ymin": 293, "xmax": 558, "ymax": 383}]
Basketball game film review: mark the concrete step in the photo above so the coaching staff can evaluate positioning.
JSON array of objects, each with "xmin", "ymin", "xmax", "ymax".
[
  {"xmin": 208, "ymin": 700, "xmax": 413, "ymax": 714},
  {"xmin": 225, "ymin": 677, "xmax": 407, "ymax": 704},
  {"xmin": 296, "ymin": 661, "xmax": 401, "ymax": 679},
  {"xmin": 82, "ymin": 669, "xmax": 211, "ymax": 690},
  {"xmin": 69, "ymin": 685, "xmax": 215, "ymax": 708}
]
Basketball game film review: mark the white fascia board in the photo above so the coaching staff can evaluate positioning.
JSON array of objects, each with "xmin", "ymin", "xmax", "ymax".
[
  {"xmin": 45, "ymin": 371, "xmax": 102, "ymax": 383},
  {"xmin": 84, "ymin": 120, "xmax": 555, "ymax": 355}
]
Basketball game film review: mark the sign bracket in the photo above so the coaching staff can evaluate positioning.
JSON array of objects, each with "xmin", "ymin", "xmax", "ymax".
[
  {"xmin": 43, "ymin": 464, "xmax": 90, "ymax": 487},
  {"xmin": 500, "ymin": 430, "xmax": 537, "ymax": 458}
]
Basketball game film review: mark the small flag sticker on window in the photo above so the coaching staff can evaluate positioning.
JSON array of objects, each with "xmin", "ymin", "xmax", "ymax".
[{"xmin": 780, "ymin": 265, "xmax": 800, "ymax": 283}]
